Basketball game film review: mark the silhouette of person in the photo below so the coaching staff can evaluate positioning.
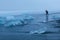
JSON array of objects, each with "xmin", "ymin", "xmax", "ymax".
[
  {"xmin": 45, "ymin": 10, "xmax": 48, "ymax": 22},
  {"xmin": 45, "ymin": 10, "xmax": 48, "ymax": 15}
]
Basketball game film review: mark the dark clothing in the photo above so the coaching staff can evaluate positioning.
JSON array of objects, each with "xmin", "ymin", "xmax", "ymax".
[
  {"xmin": 45, "ymin": 10, "xmax": 48, "ymax": 15},
  {"xmin": 45, "ymin": 10, "xmax": 48, "ymax": 22}
]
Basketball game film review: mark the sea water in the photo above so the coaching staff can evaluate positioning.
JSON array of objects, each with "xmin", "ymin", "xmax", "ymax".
[{"xmin": 0, "ymin": 13, "xmax": 60, "ymax": 34}]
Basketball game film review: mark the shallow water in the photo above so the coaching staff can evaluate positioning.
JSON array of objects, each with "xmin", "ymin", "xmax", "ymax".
[{"xmin": 0, "ymin": 13, "xmax": 60, "ymax": 40}]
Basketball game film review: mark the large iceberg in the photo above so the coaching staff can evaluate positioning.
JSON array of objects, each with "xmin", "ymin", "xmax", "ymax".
[{"xmin": 3, "ymin": 15, "xmax": 34, "ymax": 27}]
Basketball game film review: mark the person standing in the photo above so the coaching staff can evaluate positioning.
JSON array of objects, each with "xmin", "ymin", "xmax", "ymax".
[{"xmin": 45, "ymin": 10, "xmax": 49, "ymax": 22}]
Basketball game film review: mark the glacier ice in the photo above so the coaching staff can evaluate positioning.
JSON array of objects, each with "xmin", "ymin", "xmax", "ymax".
[
  {"xmin": 29, "ymin": 27, "xmax": 47, "ymax": 34},
  {"xmin": 3, "ymin": 15, "xmax": 34, "ymax": 27}
]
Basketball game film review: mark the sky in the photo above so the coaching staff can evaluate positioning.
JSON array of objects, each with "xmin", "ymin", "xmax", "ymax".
[{"xmin": 0, "ymin": 0, "xmax": 60, "ymax": 14}]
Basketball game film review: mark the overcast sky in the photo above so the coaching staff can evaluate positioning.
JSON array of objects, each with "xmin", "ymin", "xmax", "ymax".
[{"xmin": 0, "ymin": 0, "xmax": 60, "ymax": 13}]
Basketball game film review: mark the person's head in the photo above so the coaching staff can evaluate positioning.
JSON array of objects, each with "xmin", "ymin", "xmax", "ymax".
[{"xmin": 45, "ymin": 10, "xmax": 48, "ymax": 11}]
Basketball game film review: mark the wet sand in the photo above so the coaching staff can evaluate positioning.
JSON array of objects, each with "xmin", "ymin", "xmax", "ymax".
[{"xmin": 0, "ymin": 32, "xmax": 60, "ymax": 40}]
